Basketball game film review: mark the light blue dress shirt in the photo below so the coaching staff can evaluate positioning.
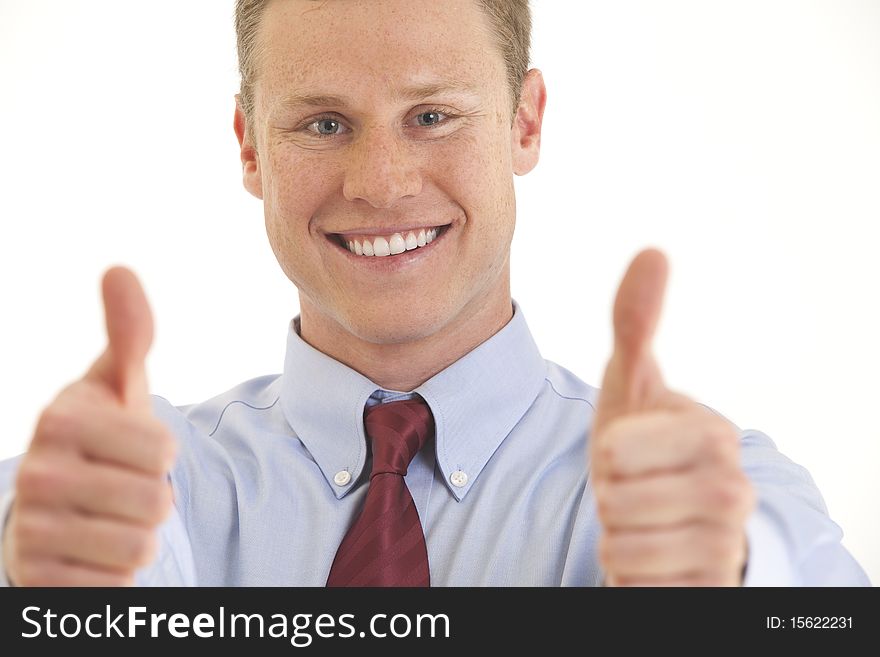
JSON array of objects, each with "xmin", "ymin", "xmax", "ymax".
[{"xmin": 0, "ymin": 301, "xmax": 870, "ymax": 586}]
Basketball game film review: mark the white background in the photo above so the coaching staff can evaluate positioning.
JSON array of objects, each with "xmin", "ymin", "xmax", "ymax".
[{"xmin": 1, "ymin": 1, "xmax": 877, "ymax": 584}]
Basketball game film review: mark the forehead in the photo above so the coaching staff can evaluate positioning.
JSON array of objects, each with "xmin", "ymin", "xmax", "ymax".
[{"xmin": 257, "ymin": 0, "xmax": 504, "ymax": 100}]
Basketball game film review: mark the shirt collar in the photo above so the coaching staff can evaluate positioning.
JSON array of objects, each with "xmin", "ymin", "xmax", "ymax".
[{"xmin": 279, "ymin": 300, "xmax": 547, "ymax": 501}]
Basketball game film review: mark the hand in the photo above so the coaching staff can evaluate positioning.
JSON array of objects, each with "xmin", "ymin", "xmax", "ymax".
[
  {"xmin": 591, "ymin": 249, "xmax": 756, "ymax": 586},
  {"xmin": 2, "ymin": 267, "xmax": 177, "ymax": 586}
]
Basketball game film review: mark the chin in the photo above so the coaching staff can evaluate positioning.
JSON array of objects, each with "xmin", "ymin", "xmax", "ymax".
[{"xmin": 342, "ymin": 303, "xmax": 449, "ymax": 346}]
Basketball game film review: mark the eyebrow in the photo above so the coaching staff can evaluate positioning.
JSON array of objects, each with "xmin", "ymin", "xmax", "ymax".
[{"xmin": 277, "ymin": 81, "xmax": 482, "ymax": 110}]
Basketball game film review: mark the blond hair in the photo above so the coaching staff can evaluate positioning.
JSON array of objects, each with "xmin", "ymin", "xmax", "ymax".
[{"xmin": 234, "ymin": 0, "xmax": 531, "ymax": 143}]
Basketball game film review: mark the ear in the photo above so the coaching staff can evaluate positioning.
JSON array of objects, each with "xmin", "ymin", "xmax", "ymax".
[
  {"xmin": 510, "ymin": 68, "xmax": 547, "ymax": 176},
  {"xmin": 234, "ymin": 95, "xmax": 264, "ymax": 200}
]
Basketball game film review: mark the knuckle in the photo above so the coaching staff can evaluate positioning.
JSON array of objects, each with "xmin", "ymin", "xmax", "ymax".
[
  {"xmin": 701, "ymin": 527, "xmax": 742, "ymax": 568},
  {"xmin": 141, "ymin": 482, "xmax": 173, "ymax": 525},
  {"xmin": 724, "ymin": 531, "xmax": 745, "ymax": 567},
  {"xmin": 15, "ymin": 459, "xmax": 55, "ymax": 499},
  {"xmin": 743, "ymin": 478, "xmax": 758, "ymax": 515},
  {"xmin": 125, "ymin": 528, "xmax": 158, "ymax": 568},
  {"xmin": 34, "ymin": 405, "xmax": 75, "ymax": 448},
  {"xmin": 149, "ymin": 424, "xmax": 178, "ymax": 472},
  {"xmin": 162, "ymin": 432, "xmax": 179, "ymax": 468},
  {"xmin": 593, "ymin": 481, "xmax": 613, "ymax": 520},
  {"xmin": 734, "ymin": 475, "xmax": 756, "ymax": 517},
  {"xmin": 14, "ymin": 511, "xmax": 52, "ymax": 549},
  {"xmin": 596, "ymin": 426, "xmax": 623, "ymax": 473},
  {"xmin": 598, "ymin": 533, "xmax": 615, "ymax": 570},
  {"xmin": 711, "ymin": 475, "xmax": 742, "ymax": 512},
  {"xmin": 714, "ymin": 471, "xmax": 755, "ymax": 518},
  {"xmin": 706, "ymin": 421, "xmax": 739, "ymax": 461}
]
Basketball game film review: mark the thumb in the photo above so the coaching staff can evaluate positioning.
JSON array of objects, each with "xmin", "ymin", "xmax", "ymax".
[
  {"xmin": 85, "ymin": 266, "xmax": 155, "ymax": 412},
  {"xmin": 593, "ymin": 248, "xmax": 669, "ymax": 435}
]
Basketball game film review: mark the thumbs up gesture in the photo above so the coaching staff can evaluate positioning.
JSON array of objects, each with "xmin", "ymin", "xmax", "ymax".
[
  {"xmin": 2, "ymin": 268, "xmax": 177, "ymax": 586},
  {"xmin": 592, "ymin": 249, "xmax": 756, "ymax": 586}
]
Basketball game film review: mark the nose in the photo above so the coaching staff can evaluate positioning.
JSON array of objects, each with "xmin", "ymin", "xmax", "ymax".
[{"xmin": 342, "ymin": 127, "xmax": 422, "ymax": 209}]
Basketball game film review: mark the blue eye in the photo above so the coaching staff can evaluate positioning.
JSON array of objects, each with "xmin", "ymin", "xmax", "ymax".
[
  {"xmin": 314, "ymin": 118, "xmax": 343, "ymax": 136},
  {"xmin": 415, "ymin": 111, "xmax": 443, "ymax": 127},
  {"xmin": 303, "ymin": 109, "xmax": 455, "ymax": 139}
]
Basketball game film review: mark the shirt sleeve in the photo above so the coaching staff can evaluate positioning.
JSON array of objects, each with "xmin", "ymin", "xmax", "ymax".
[
  {"xmin": 742, "ymin": 505, "xmax": 797, "ymax": 585},
  {"xmin": 738, "ymin": 429, "xmax": 871, "ymax": 586}
]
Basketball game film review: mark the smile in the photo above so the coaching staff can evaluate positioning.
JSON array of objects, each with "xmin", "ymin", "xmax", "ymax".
[{"xmin": 333, "ymin": 225, "xmax": 451, "ymax": 257}]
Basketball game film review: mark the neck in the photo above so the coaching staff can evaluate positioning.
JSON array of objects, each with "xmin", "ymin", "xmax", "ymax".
[{"xmin": 297, "ymin": 276, "xmax": 513, "ymax": 391}]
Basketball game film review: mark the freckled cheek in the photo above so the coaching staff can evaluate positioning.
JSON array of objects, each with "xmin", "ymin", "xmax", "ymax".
[
  {"xmin": 433, "ymin": 133, "xmax": 507, "ymax": 204},
  {"xmin": 442, "ymin": 138, "xmax": 515, "ymax": 246},
  {"xmin": 264, "ymin": 150, "xmax": 336, "ymax": 238},
  {"xmin": 261, "ymin": 156, "xmax": 336, "ymax": 291}
]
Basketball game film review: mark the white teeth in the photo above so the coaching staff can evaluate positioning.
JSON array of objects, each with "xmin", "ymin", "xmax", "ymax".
[
  {"xmin": 389, "ymin": 233, "xmax": 406, "ymax": 255},
  {"xmin": 373, "ymin": 236, "xmax": 391, "ymax": 256},
  {"xmin": 342, "ymin": 226, "xmax": 445, "ymax": 256}
]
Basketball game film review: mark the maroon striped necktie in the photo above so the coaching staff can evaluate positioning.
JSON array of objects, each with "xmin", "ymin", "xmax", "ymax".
[{"xmin": 326, "ymin": 398, "xmax": 433, "ymax": 587}]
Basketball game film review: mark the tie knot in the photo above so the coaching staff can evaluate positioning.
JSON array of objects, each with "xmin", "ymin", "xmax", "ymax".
[{"xmin": 364, "ymin": 398, "xmax": 434, "ymax": 478}]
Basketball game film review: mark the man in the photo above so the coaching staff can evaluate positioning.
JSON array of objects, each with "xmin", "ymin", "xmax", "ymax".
[{"xmin": 0, "ymin": 0, "xmax": 869, "ymax": 586}]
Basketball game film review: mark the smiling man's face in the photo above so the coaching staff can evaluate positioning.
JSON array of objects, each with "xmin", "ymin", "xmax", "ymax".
[{"xmin": 235, "ymin": 0, "xmax": 545, "ymax": 386}]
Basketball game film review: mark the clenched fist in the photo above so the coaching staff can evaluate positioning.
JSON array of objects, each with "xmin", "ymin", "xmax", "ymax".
[
  {"xmin": 2, "ymin": 267, "xmax": 177, "ymax": 586},
  {"xmin": 592, "ymin": 249, "xmax": 756, "ymax": 586}
]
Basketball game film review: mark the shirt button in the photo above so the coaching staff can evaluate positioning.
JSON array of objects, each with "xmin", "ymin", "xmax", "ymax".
[
  {"xmin": 450, "ymin": 470, "xmax": 468, "ymax": 487},
  {"xmin": 334, "ymin": 470, "xmax": 352, "ymax": 486}
]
